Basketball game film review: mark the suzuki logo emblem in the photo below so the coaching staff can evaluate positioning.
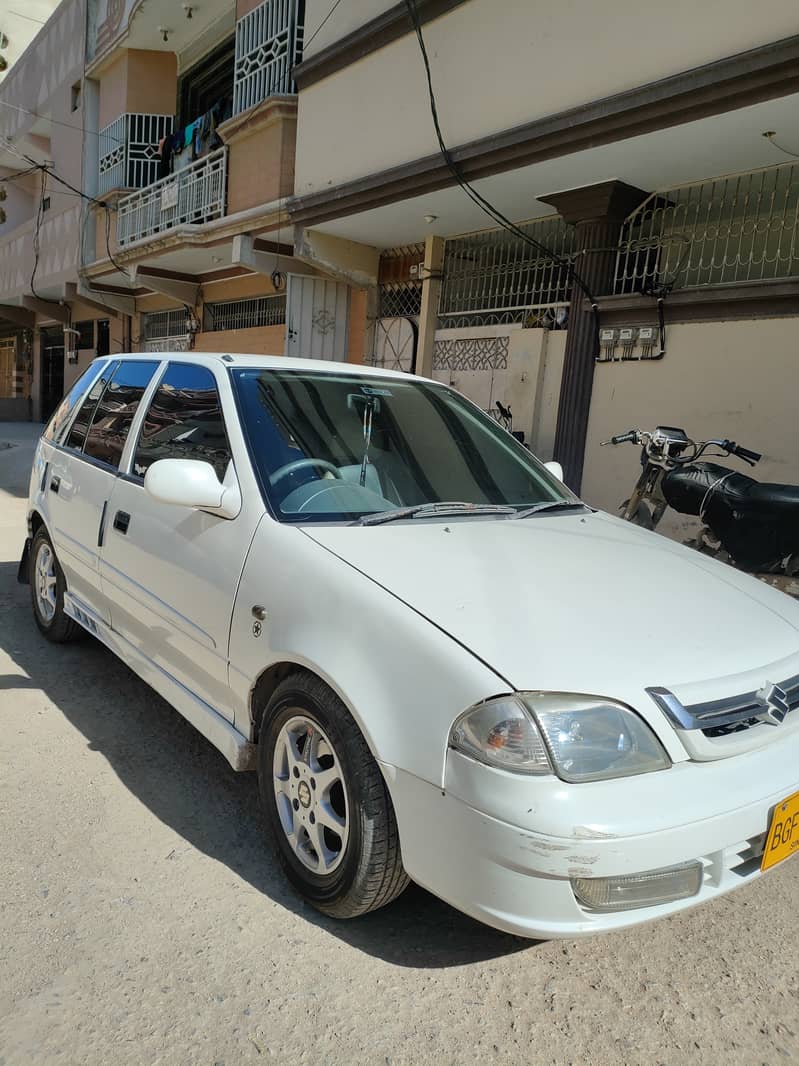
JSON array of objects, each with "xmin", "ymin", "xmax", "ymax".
[{"xmin": 755, "ymin": 682, "xmax": 790, "ymax": 726}]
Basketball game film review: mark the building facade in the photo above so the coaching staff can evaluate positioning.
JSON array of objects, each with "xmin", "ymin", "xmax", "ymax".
[
  {"xmin": 1, "ymin": 0, "xmax": 799, "ymax": 519},
  {"xmin": 289, "ymin": 0, "xmax": 799, "ymax": 509}
]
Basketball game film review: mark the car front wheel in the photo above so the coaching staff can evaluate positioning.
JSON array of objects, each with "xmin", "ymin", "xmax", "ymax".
[{"xmin": 258, "ymin": 672, "xmax": 409, "ymax": 918}]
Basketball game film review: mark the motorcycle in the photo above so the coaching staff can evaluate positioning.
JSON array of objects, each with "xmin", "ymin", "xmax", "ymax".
[{"xmin": 602, "ymin": 426, "xmax": 799, "ymax": 597}]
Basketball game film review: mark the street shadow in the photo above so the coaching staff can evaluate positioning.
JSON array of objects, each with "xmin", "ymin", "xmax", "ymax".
[{"xmin": 0, "ymin": 563, "xmax": 533, "ymax": 968}]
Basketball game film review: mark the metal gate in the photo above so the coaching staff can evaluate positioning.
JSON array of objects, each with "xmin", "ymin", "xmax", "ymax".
[
  {"xmin": 371, "ymin": 317, "xmax": 417, "ymax": 373},
  {"xmin": 285, "ymin": 275, "xmax": 349, "ymax": 361}
]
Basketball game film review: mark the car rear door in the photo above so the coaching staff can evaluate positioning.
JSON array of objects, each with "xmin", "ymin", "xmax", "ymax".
[
  {"xmin": 98, "ymin": 361, "xmax": 265, "ymax": 720},
  {"xmin": 45, "ymin": 359, "xmax": 160, "ymax": 624}
]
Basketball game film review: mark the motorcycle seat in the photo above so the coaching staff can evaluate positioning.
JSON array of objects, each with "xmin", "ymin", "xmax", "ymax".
[
  {"xmin": 663, "ymin": 463, "xmax": 799, "ymax": 520},
  {"xmin": 746, "ymin": 482, "xmax": 799, "ymax": 509}
]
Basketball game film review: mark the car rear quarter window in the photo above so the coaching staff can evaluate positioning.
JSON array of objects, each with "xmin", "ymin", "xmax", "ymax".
[
  {"xmin": 43, "ymin": 360, "xmax": 107, "ymax": 444},
  {"xmin": 132, "ymin": 362, "xmax": 231, "ymax": 481},
  {"xmin": 81, "ymin": 360, "xmax": 160, "ymax": 468}
]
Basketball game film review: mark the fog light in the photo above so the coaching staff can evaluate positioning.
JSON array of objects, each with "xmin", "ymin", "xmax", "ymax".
[{"xmin": 572, "ymin": 862, "xmax": 703, "ymax": 912}]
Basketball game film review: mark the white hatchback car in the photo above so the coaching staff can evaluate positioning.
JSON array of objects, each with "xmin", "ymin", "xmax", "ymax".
[{"xmin": 21, "ymin": 352, "xmax": 799, "ymax": 938}]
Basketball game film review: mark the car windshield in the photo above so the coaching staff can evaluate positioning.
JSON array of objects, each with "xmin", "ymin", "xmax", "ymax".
[{"xmin": 232, "ymin": 368, "xmax": 577, "ymax": 523}]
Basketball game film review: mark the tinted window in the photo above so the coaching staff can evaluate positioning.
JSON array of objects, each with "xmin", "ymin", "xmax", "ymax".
[
  {"xmin": 82, "ymin": 361, "xmax": 159, "ymax": 468},
  {"xmin": 232, "ymin": 369, "xmax": 571, "ymax": 522},
  {"xmin": 43, "ymin": 360, "xmax": 107, "ymax": 444},
  {"xmin": 132, "ymin": 363, "xmax": 231, "ymax": 481},
  {"xmin": 64, "ymin": 361, "xmax": 118, "ymax": 451}
]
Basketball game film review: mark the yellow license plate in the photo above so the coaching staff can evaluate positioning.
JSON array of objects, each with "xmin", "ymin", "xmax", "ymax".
[{"xmin": 761, "ymin": 790, "xmax": 799, "ymax": 872}]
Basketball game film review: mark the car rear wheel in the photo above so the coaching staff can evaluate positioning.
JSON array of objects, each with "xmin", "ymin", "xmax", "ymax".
[
  {"xmin": 258, "ymin": 672, "xmax": 409, "ymax": 918},
  {"xmin": 30, "ymin": 528, "xmax": 82, "ymax": 643}
]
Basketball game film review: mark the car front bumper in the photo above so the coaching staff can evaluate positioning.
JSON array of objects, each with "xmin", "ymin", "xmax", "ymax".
[{"xmin": 380, "ymin": 735, "xmax": 799, "ymax": 939}]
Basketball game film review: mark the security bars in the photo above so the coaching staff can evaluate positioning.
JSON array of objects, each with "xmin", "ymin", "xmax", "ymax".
[{"xmin": 614, "ymin": 162, "xmax": 799, "ymax": 294}]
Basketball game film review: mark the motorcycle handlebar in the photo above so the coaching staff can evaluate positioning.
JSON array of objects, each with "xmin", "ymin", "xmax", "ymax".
[
  {"xmin": 720, "ymin": 440, "xmax": 762, "ymax": 464},
  {"xmin": 601, "ymin": 430, "xmax": 638, "ymax": 446}
]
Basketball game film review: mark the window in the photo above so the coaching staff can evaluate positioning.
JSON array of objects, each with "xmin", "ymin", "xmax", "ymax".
[
  {"xmin": 44, "ymin": 360, "xmax": 107, "ymax": 443},
  {"xmin": 203, "ymin": 295, "xmax": 286, "ymax": 332},
  {"xmin": 65, "ymin": 361, "xmax": 118, "ymax": 451},
  {"xmin": 74, "ymin": 321, "xmax": 94, "ymax": 350},
  {"xmin": 96, "ymin": 319, "xmax": 110, "ymax": 357},
  {"xmin": 133, "ymin": 363, "xmax": 231, "ymax": 482},
  {"xmin": 42, "ymin": 197, "xmax": 51, "ymax": 212},
  {"xmin": 71, "ymin": 82, "xmax": 81, "ymax": 112},
  {"xmin": 81, "ymin": 361, "xmax": 159, "ymax": 467},
  {"xmin": 232, "ymin": 369, "xmax": 569, "ymax": 523}
]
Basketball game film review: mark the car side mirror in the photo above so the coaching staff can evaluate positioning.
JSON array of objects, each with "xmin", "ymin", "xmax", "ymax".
[
  {"xmin": 544, "ymin": 460, "xmax": 564, "ymax": 482},
  {"xmin": 144, "ymin": 458, "xmax": 241, "ymax": 519}
]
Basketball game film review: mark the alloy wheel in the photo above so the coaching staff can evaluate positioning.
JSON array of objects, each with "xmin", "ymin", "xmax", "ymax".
[{"xmin": 272, "ymin": 714, "xmax": 349, "ymax": 875}]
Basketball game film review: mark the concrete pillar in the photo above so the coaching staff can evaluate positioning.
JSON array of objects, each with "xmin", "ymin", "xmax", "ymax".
[
  {"xmin": 415, "ymin": 235, "xmax": 444, "ymax": 378},
  {"xmin": 539, "ymin": 181, "xmax": 648, "ymax": 492}
]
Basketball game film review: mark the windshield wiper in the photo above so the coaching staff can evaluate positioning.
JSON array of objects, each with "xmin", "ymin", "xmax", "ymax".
[
  {"xmin": 511, "ymin": 501, "xmax": 589, "ymax": 519},
  {"xmin": 353, "ymin": 502, "xmax": 517, "ymax": 526}
]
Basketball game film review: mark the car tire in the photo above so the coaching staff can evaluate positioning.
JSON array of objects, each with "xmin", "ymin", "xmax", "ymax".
[
  {"xmin": 29, "ymin": 528, "xmax": 83, "ymax": 643},
  {"xmin": 258, "ymin": 671, "xmax": 409, "ymax": 919}
]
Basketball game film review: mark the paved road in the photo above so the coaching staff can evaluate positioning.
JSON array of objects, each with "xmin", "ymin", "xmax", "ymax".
[{"xmin": 1, "ymin": 423, "xmax": 797, "ymax": 1065}]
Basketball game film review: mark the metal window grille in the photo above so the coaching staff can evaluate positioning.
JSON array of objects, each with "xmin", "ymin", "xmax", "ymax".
[
  {"xmin": 99, "ymin": 114, "xmax": 174, "ymax": 195},
  {"xmin": 614, "ymin": 162, "xmax": 799, "ymax": 294},
  {"xmin": 117, "ymin": 147, "xmax": 227, "ymax": 246},
  {"xmin": 203, "ymin": 295, "xmax": 287, "ymax": 331},
  {"xmin": 378, "ymin": 283, "xmax": 422, "ymax": 319},
  {"xmin": 143, "ymin": 309, "xmax": 192, "ymax": 341},
  {"xmin": 233, "ymin": 0, "xmax": 305, "ymax": 115},
  {"xmin": 438, "ymin": 216, "xmax": 576, "ymax": 328}
]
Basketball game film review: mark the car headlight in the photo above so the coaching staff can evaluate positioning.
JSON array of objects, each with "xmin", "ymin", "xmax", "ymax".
[{"xmin": 450, "ymin": 693, "xmax": 670, "ymax": 782}]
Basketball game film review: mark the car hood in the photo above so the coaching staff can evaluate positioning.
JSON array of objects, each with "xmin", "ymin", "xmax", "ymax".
[{"xmin": 304, "ymin": 511, "xmax": 799, "ymax": 716}]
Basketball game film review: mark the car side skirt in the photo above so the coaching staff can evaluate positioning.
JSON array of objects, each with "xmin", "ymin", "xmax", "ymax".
[{"xmin": 64, "ymin": 590, "xmax": 256, "ymax": 772}]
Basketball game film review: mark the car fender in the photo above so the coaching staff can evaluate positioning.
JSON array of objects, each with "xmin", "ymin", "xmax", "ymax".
[{"xmin": 228, "ymin": 516, "xmax": 507, "ymax": 788}]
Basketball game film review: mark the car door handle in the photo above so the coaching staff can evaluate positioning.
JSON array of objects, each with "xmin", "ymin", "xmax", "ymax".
[
  {"xmin": 49, "ymin": 474, "xmax": 60, "ymax": 494},
  {"xmin": 113, "ymin": 510, "xmax": 130, "ymax": 535}
]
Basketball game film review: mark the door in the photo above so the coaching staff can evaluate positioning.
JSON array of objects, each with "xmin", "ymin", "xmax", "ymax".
[
  {"xmin": 99, "ymin": 362, "xmax": 264, "ymax": 718},
  {"xmin": 46, "ymin": 359, "xmax": 161, "ymax": 623},
  {"xmin": 371, "ymin": 316, "xmax": 417, "ymax": 373},
  {"xmin": 286, "ymin": 275, "xmax": 349, "ymax": 361},
  {"xmin": 40, "ymin": 330, "xmax": 65, "ymax": 422}
]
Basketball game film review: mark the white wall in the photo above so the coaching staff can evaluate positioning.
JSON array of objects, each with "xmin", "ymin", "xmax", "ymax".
[{"xmin": 295, "ymin": 0, "xmax": 799, "ymax": 195}]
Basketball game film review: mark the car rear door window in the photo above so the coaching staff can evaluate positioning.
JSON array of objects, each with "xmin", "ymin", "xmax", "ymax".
[
  {"xmin": 82, "ymin": 360, "xmax": 159, "ymax": 468},
  {"xmin": 64, "ymin": 361, "xmax": 119, "ymax": 452},
  {"xmin": 132, "ymin": 362, "xmax": 231, "ymax": 481},
  {"xmin": 43, "ymin": 359, "xmax": 108, "ymax": 444}
]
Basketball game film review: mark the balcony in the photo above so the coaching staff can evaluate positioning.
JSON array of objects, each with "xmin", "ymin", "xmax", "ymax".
[
  {"xmin": 233, "ymin": 0, "xmax": 305, "ymax": 115},
  {"xmin": 116, "ymin": 147, "xmax": 228, "ymax": 247},
  {"xmin": 98, "ymin": 114, "xmax": 174, "ymax": 196}
]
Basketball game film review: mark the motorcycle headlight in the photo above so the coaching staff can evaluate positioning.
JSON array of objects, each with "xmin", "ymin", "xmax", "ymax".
[{"xmin": 450, "ymin": 693, "xmax": 670, "ymax": 782}]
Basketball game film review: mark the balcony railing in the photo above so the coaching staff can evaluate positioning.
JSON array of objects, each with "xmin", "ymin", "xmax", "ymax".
[
  {"xmin": 614, "ymin": 161, "xmax": 799, "ymax": 294},
  {"xmin": 233, "ymin": 0, "xmax": 305, "ymax": 115},
  {"xmin": 117, "ymin": 147, "xmax": 228, "ymax": 247},
  {"xmin": 99, "ymin": 114, "xmax": 174, "ymax": 195}
]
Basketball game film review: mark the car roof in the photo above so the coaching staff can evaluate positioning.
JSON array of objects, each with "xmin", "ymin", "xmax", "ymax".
[{"xmin": 100, "ymin": 352, "xmax": 431, "ymax": 383}]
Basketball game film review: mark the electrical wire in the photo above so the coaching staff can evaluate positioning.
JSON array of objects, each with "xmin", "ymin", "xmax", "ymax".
[
  {"xmin": 403, "ymin": 0, "xmax": 596, "ymax": 306},
  {"xmin": 763, "ymin": 133, "xmax": 799, "ymax": 160},
  {"xmin": 0, "ymin": 100, "xmax": 124, "ymax": 144},
  {"xmin": 303, "ymin": 0, "xmax": 345, "ymax": 51}
]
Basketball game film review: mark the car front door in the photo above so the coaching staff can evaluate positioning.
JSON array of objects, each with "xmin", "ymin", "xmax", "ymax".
[
  {"xmin": 98, "ymin": 361, "xmax": 265, "ymax": 720},
  {"xmin": 45, "ymin": 358, "xmax": 160, "ymax": 624}
]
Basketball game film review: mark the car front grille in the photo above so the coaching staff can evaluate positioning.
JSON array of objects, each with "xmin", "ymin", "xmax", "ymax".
[{"xmin": 648, "ymin": 673, "xmax": 799, "ymax": 738}]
